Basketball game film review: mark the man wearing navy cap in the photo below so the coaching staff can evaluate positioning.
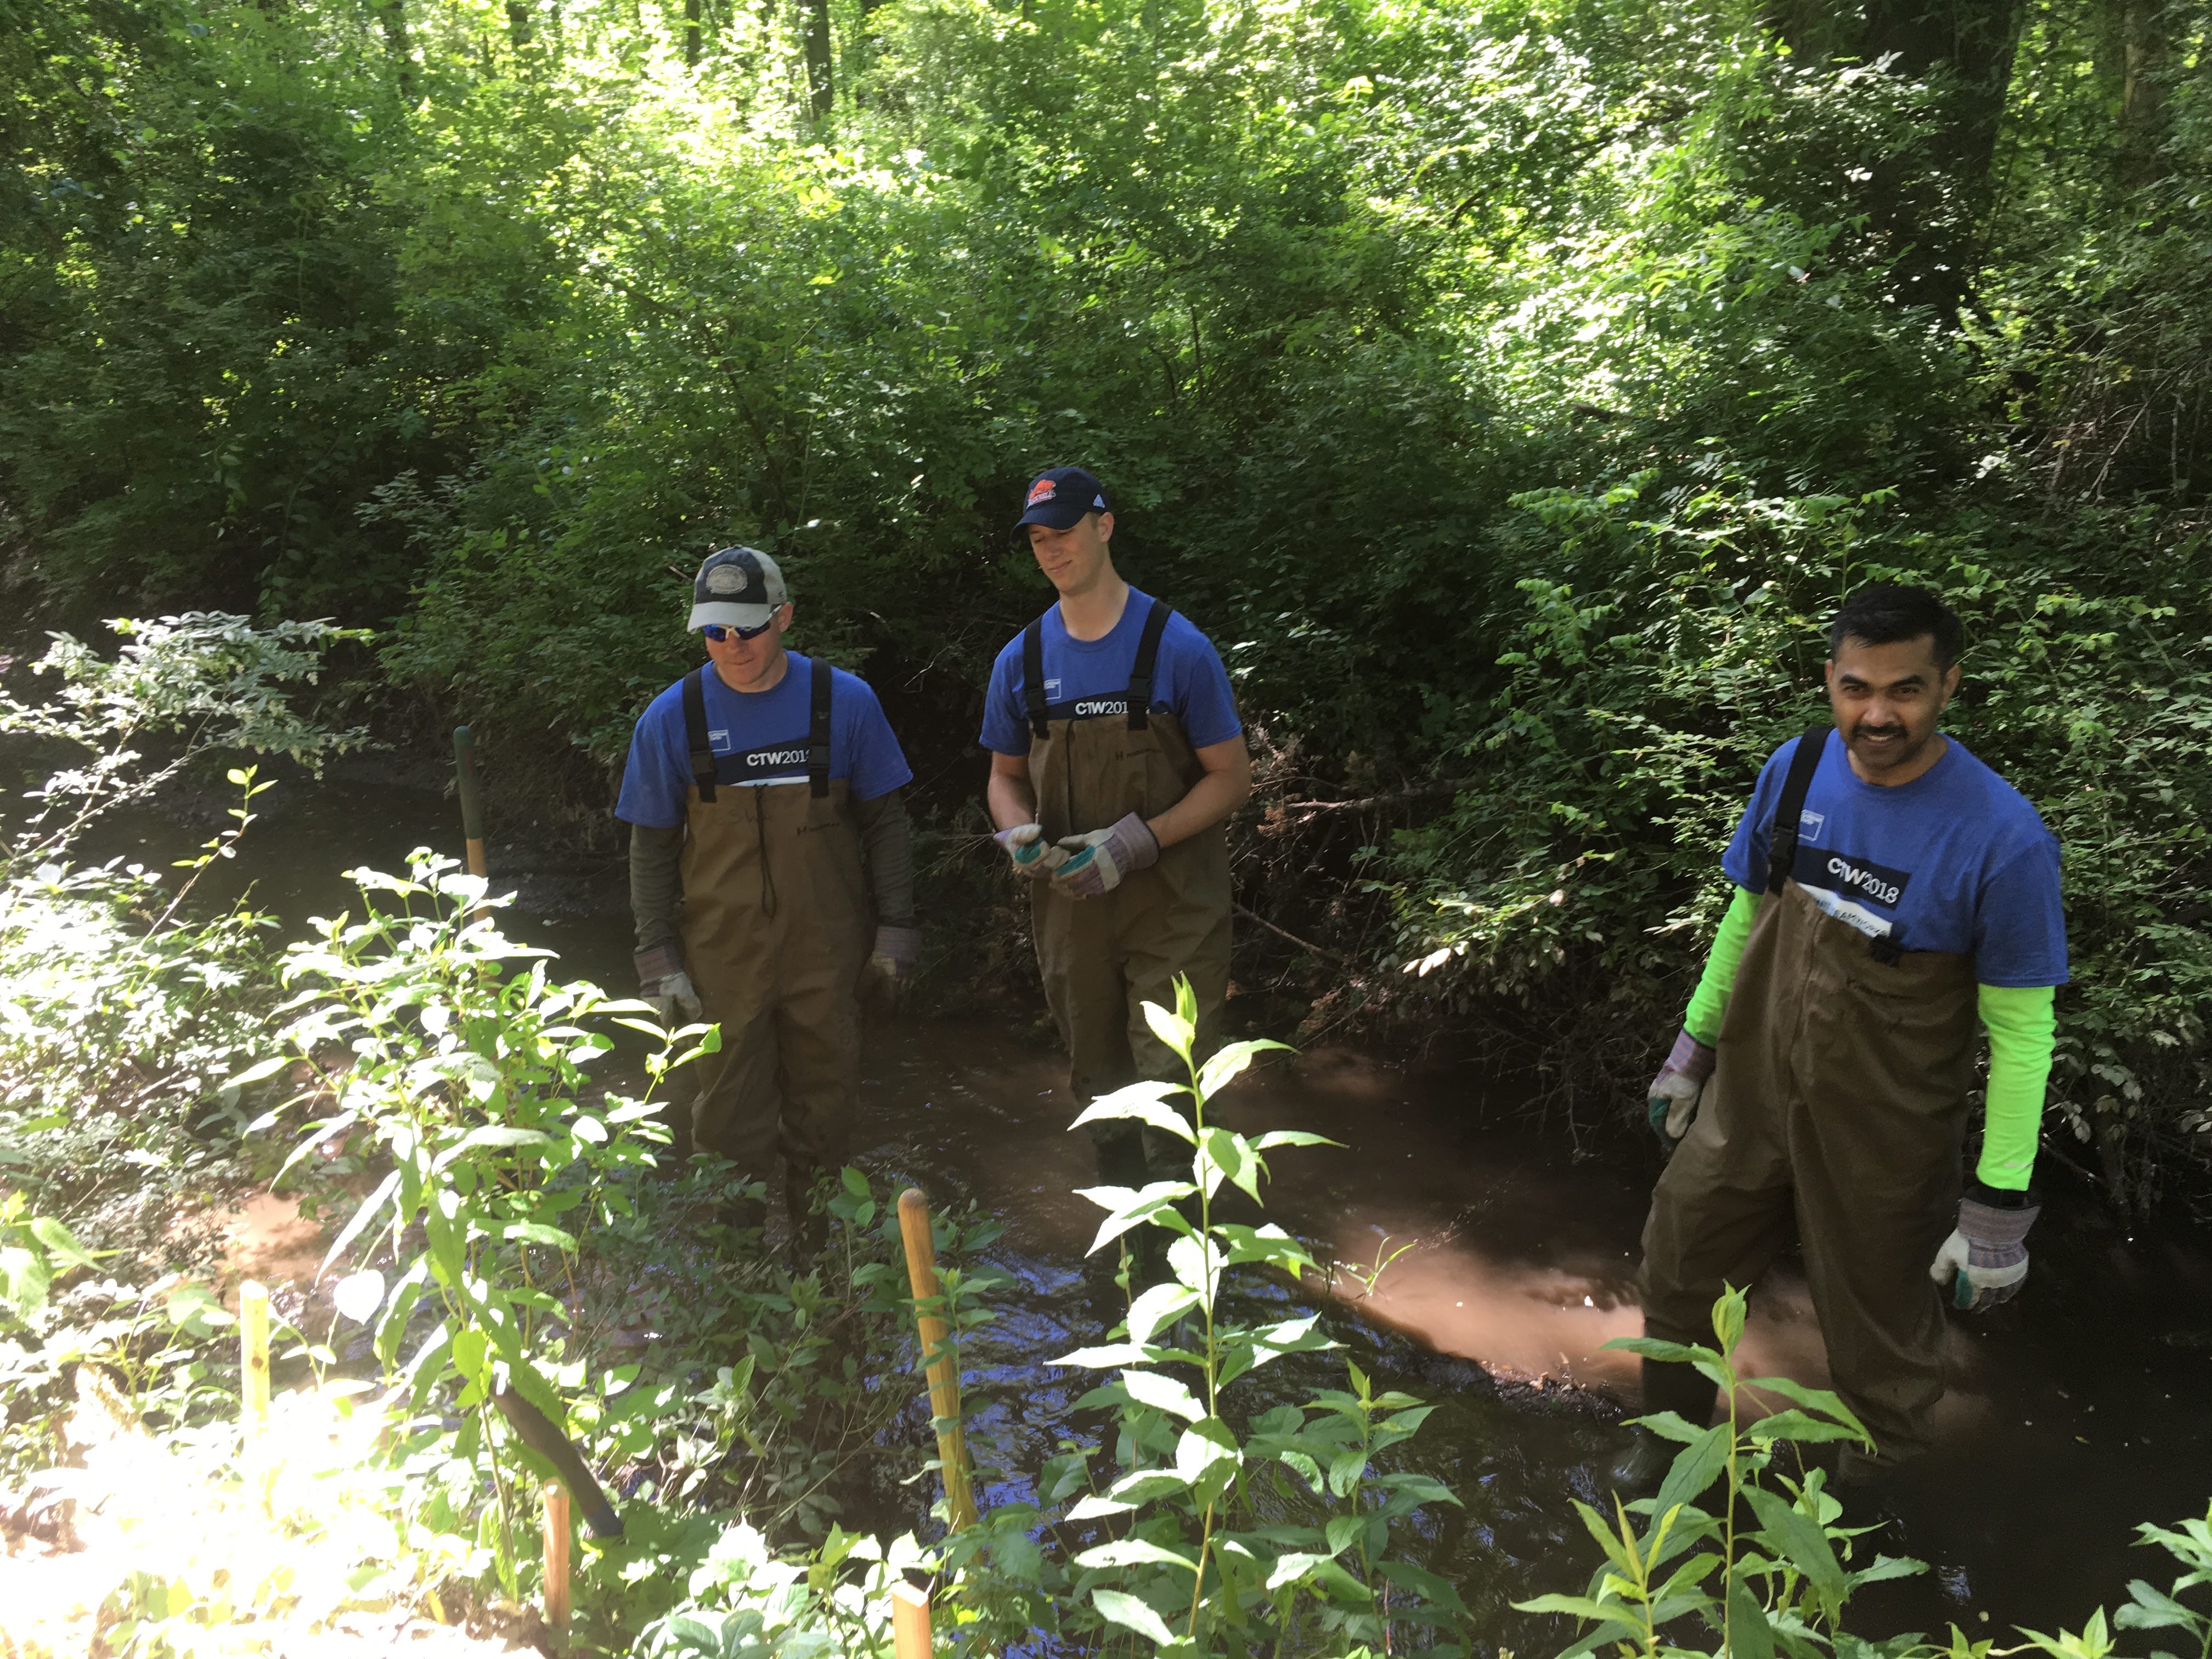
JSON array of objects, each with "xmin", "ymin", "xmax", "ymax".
[
  {"xmin": 618, "ymin": 546, "xmax": 918, "ymax": 1244},
  {"xmin": 980, "ymin": 467, "xmax": 1251, "ymax": 1183}
]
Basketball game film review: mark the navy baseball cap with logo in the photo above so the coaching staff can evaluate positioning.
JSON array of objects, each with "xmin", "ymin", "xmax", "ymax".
[
  {"xmin": 1014, "ymin": 466, "xmax": 1112, "ymax": 532},
  {"xmin": 689, "ymin": 546, "xmax": 788, "ymax": 631}
]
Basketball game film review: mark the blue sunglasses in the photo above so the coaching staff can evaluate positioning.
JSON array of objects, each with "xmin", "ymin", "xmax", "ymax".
[{"xmin": 701, "ymin": 616, "xmax": 778, "ymax": 642}]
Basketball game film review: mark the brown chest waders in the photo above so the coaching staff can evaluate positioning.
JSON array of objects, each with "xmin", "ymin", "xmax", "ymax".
[
  {"xmin": 1637, "ymin": 728, "xmax": 1978, "ymax": 1464},
  {"xmin": 676, "ymin": 658, "xmax": 870, "ymax": 1192},
  {"xmin": 1022, "ymin": 600, "xmax": 1234, "ymax": 1181}
]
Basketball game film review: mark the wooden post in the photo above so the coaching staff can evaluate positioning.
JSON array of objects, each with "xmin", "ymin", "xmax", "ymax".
[
  {"xmin": 239, "ymin": 1280, "xmax": 270, "ymax": 1430},
  {"xmin": 454, "ymin": 725, "xmax": 489, "ymax": 924},
  {"xmin": 890, "ymin": 1581, "xmax": 932, "ymax": 1659},
  {"xmin": 895, "ymin": 1188, "xmax": 978, "ymax": 1530},
  {"xmin": 542, "ymin": 1480, "xmax": 572, "ymax": 1640},
  {"xmin": 453, "ymin": 725, "xmax": 488, "ymax": 881}
]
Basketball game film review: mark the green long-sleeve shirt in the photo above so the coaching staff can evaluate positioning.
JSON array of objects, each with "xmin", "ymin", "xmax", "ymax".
[{"xmin": 1681, "ymin": 886, "xmax": 2054, "ymax": 1190}]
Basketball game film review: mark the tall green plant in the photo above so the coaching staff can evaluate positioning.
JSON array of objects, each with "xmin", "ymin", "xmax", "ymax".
[
  {"xmin": 1523, "ymin": 1292, "xmax": 2212, "ymax": 1659},
  {"xmin": 257, "ymin": 852, "xmax": 696, "ymax": 1588},
  {"xmin": 1029, "ymin": 977, "xmax": 1471, "ymax": 1655},
  {"xmin": 1515, "ymin": 1285, "xmax": 1925, "ymax": 1658}
]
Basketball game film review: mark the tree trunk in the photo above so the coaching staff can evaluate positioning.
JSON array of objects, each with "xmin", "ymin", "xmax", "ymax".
[
  {"xmin": 380, "ymin": 0, "xmax": 416, "ymax": 98},
  {"xmin": 507, "ymin": 0, "xmax": 533, "ymax": 51},
  {"xmin": 684, "ymin": 0, "xmax": 702, "ymax": 66},
  {"xmin": 1764, "ymin": 0, "xmax": 2027, "ymax": 320},
  {"xmin": 803, "ymin": 0, "xmax": 833, "ymax": 118},
  {"xmin": 2117, "ymin": 0, "xmax": 2166, "ymax": 188},
  {"xmin": 1859, "ymin": 0, "xmax": 2023, "ymax": 179}
]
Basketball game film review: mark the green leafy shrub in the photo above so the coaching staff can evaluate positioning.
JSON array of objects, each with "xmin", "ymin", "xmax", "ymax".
[
  {"xmin": 256, "ymin": 853, "xmax": 685, "ymax": 1584},
  {"xmin": 257, "ymin": 853, "xmax": 1011, "ymax": 1612},
  {"xmin": 637, "ymin": 1523, "xmax": 940, "ymax": 1659},
  {"xmin": 1515, "ymin": 1284, "xmax": 1926, "ymax": 1657},
  {"xmin": 0, "ymin": 614, "xmax": 372, "ymax": 1472},
  {"xmin": 1522, "ymin": 1287, "xmax": 2212, "ymax": 1659}
]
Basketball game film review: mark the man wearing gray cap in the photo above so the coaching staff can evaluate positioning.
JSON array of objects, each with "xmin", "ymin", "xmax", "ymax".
[{"xmin": 617, "ymin": 547, "xmax": 918, "ymax": 1245}]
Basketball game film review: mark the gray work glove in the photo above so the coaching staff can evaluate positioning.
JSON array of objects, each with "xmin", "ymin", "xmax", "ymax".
[
  {"xmin": 1050, "ymin": 811, "xmax": 1160, "ymax": 900},
  {"xmin": 867, "ymin": 924, "xmax": 922, "ymax": 1005},
  {"xmin": 635, "ymin": 945, "xmax": 702, "ymax": 1025},
  {"xmin": 994, "ymin": 822, "xmax": 1069, "ymax": 879},
  {"xmin": 1646, "ymin": 1029, "xmax": 1716, "ymax": 1150},
  {"xmin": 1929, "ymin": 1187, "xmax": 2040, "ymax": 1311}
]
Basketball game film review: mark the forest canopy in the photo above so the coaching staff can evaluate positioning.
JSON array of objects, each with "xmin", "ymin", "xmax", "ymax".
[{"xmin": 4, "ymin": 0, "xmax": 2209, "ymax": 1199}]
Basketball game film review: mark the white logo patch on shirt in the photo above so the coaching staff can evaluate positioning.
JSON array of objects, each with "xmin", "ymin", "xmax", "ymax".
[
  {"xmin": 709, "ymin": 727, "xmax": 732, "ymax": 754},
  {"xmin": 1799, "ymin": 809, "xmax": 1826, "ymax": 844},
  {"xmin": 1809, "ymin": 889, "xmax": 1894, "ymax": 940}
]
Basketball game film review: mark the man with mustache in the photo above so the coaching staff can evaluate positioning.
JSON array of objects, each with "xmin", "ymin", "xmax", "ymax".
[{"xmin": 1627, "ymin": 584, "xmax": 2067, "ymax": 1483}]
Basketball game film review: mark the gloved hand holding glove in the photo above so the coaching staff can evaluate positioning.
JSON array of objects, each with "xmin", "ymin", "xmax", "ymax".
[
  {"xmin": 994, "ymin": 822, "xmax": 1069, "ymax": 880},
  {"xmin": 635, "ymin": 945, "xmax": 703, "ymax": 1025},
  {"xmin": 1049, "ymin": 812, "xmax": 1160, "ymax": 900},
  {"xmin": 867, "ymin": 924, "xmax": 923, "ymax": 1004},
  {"xmin": 1928, "ymin": 1186, "xmax": 2040, "ymax": 1311},
  {"xmin": 1647, "ymin": 1029, "xmax": 1716, "ymax": 1150}
]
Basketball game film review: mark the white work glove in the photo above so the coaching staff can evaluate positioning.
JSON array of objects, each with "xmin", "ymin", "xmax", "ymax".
[
  {"xmin": 645, "ymin": 970, "xmax": 702, "ymax": 1025},
  {"xmin": 994, "ymin": 822, "xmax": 1069, "ymax": 879},
  {"xmin": 867, "ymin": 924, "xmax": 922, "ymax": 999},
  {"xmin": 1050, "ymin": 811, "xmax": 1160, "ymax": 900},
  {"xmin": 1928, "ymin": 1188, "xmax": 2040, "ymax": 1311},
  {"xmin": 1645, "ymin": 1029, "xmax": 1716, "ymax": 1151},
  {"xmin": 635, "ymin": 946, "xmax": 702, "ymax": 1025}
]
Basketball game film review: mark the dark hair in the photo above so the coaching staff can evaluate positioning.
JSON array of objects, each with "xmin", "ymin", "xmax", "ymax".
[{"xmin": 1826, "ymin": 583, "xmax": 1964, "ymax": 670}]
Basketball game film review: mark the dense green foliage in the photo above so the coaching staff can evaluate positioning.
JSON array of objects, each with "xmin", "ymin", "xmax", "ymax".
[
  {"xmin": 0, "ymin": 617, "xmax": 1483, "ymax": 1651},
  {"xmin": 6, "ymin": 0, "xmax": 2211, "ymax": 1196}
]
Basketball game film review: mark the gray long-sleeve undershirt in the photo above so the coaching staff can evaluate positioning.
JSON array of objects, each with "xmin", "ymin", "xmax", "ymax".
[{"xmin": 629, "ymin": 786, "xmax": 916, "ymax": 957}]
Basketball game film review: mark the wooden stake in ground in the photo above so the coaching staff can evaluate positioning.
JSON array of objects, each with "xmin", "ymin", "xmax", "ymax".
[
  {"xmin": 453, "ymin": 725, "xmax": 488, "ymax": 883},
  {"xmin": 238, "ymin": 1280, "xmax": 270, "ymax": 1430},
  {"xmin": 542, "ymin": 1480, "xmax": 572, "ymax": 1640},
  {"xmin": 895, "ymin": 1188, "xmax": 978, "ymax": 1530},
  {"xmin": 890, "ymin": 1581, "xmax": 932, "ymax": 1659}
]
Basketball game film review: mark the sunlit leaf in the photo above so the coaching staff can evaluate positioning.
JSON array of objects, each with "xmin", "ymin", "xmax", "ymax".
[
  {"xmin": 332, "ymin": 1268, "xmax": 386, "ymax": 1324},
  {"xmin": 1074, "ymin": 1539, "xmax": 1199, "ymax": 1574},
  {"xmin": 1091, "ymin": 1588, "xmax": 1176, "ymax": 1646},
  {"xmin": 1120, "ymin": 1368, "xmax": 1206, "ymax": 1423},
  {"xmin": 1141, "ymin": 998, "xmax": 1195, "ymax": 1060}
]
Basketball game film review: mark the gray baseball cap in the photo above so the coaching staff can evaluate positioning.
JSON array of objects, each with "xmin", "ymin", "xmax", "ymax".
[{"xmin": 689, "ymin": 546, "xmax": 788, "ymax": 631}]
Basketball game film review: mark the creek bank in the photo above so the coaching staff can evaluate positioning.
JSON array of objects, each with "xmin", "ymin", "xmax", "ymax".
[{"xmin": 12, "ymin": 746, "xmax": 2212, "ymax": 1650}]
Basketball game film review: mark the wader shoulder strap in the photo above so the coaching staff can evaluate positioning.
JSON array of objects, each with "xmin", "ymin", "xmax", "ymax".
[
  {"xmin": 808, "ymin": 655, "xmax": 832, "ymax": 800},
  {"xmin": 681, "ymin": 668, "xmax": 716, "ymax": 804},
  {"xmin": 1126, "ymin": 599, "xmax": 1172, "ymax": 732},
  {"xmin": 1023, "ymin": 619, "xmax": 1049, "ymax": 741},
  {"xmin": 1765, "ymin": 726, "xmax": 1832, "ymax": 894}
]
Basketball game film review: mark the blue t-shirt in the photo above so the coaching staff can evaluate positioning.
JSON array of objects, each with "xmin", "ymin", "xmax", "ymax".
[
  {"xmin": 979, "ymin": 588, "xmax": 1242, "ymax": 755},
  {"xmin": 615, "ymin": 653, "xmax": 913, "ymax": 828},
  {"xmin": 1721, "ymin": 732, "xmax": 2068, "ymax": 988}
]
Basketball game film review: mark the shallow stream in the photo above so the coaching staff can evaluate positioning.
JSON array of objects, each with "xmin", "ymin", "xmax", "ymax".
[{"xmin": 73, "ymin": 755, "xmax": 2212, "ymax": 1649}]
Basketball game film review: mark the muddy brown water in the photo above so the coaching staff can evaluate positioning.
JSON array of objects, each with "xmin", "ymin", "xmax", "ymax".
[{"xmin": 61, "ymin": 758, "xmax": 2212, "ymax": 1648}]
